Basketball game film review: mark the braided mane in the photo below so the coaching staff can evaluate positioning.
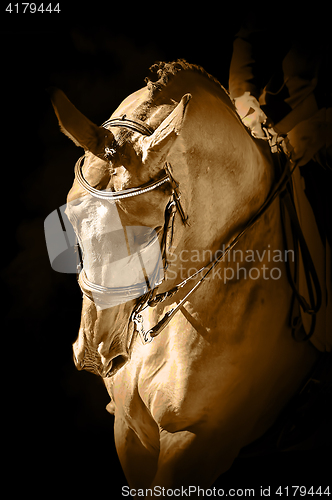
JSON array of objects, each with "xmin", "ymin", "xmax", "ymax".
[
  {"xmin": 111, "ymin": 60, "xmax": 232, "ymax": 146},
  {"xmin": 145, "ymin": 59, "xmax": 228, "ymax": 100}
]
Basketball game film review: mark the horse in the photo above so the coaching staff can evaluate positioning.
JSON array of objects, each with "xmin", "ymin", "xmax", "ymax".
[{"xmin": 50, "ymin": 60, "xmax": 320, "ymax": 496}]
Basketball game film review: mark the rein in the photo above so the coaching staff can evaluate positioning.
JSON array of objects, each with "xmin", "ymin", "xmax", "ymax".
[{"xmin": 75, "ymin": 116, "xmax": 321, "ymax": 349}]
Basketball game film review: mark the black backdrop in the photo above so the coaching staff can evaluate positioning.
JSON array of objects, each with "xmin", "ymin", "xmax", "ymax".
[{"xmin": 2, "ymin": 4, "xmax": 330, "ymax": 497}]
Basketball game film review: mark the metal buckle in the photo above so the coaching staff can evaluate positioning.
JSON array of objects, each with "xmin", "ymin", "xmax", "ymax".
[
  {"xmin": 164, "ymin": 163, "xmax": 189, "ymax": 225},
  {"xmin": 132, "ymin": 311, "xmax": 153, "ymax": 345}
]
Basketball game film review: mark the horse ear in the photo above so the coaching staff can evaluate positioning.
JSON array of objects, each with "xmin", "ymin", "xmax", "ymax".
[
  {"xmin": 48, "ymin": 88, "xmax": 114, "ymax": 158},
  {"xmin": 141, "ymin": 93, "xmax": 192, "ymax": 164}
]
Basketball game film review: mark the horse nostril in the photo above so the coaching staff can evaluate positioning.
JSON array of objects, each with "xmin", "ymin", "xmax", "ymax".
[
  {"xmin": 73, "ymin": 350, "xmax": 84, "ymax": 370},
  {"xmin": 112, "ymin": 354, "xmax": 127, "ymax": 371},
  {"xmin": 104, "ymin": 354, "xmax": 128, "ymax": 378}
]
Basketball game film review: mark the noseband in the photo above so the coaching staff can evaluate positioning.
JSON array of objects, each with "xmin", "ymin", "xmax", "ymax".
[
  {"xmin": 75, "ymin": 156, "xmax": 171, "ymax": 200},
  {"xmin": 74, "ymin": 115, "xmax": 321, "ymax": 354}
]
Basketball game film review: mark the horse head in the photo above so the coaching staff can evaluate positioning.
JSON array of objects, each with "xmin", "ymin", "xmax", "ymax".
[
  {"xmin": 50, "ymin": 61, "xmax": 273, "ymax": 378},
  {"xmin": 50, "ymin": 80, "xmax": 194, "ymax": 377}
]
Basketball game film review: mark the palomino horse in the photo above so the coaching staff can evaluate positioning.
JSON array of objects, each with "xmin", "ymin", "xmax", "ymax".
[{"xmin": 50, "ymin": 61, "xmax": 320, "ymax": 495}]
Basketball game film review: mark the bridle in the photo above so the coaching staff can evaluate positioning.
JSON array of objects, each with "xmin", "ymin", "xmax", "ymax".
[{"xmin": 75, "ymin": 115, "xmax": 321, "ymax": 349}]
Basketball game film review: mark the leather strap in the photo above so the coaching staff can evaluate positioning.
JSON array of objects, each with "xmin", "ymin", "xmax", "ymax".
[
  {"xmin": 102, "ymin": 115, "xmax": 154, "ymax": 136},
  {"xmin": 279, "ymin": 165, "xmax": 322, "ymax": 341}
]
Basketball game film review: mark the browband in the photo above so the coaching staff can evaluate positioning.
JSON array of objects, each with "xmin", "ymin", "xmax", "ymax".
[{"xmin": 102, "ymin": 115, "xmax": 154, "ymax": 136}]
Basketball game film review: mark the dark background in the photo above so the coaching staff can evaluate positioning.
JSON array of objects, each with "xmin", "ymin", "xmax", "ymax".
[{"xmin": 2, "ymin": 3, "xmax": 330, "ymax": 496}]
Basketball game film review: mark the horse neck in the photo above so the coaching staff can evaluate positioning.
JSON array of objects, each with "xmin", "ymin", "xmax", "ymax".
[{"xmin": 168, "ymin": 87, "xmax": 274, "ymax": 264}]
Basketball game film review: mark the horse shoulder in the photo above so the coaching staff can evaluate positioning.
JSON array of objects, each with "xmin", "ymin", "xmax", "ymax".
[{"xmin": 136, "ymin": 327, "xmax": 249, "ymax": 437}]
